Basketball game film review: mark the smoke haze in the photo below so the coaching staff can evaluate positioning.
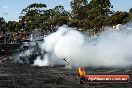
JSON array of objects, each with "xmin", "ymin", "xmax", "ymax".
[{"xmin": 34, "ymin": 23, "xmax": 132, "ymax": 67}]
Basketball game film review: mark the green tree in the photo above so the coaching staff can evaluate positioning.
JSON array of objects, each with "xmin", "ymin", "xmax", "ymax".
[
  {"xmin": 0, "ymin": 17, "xmax": 7, "ymax": 31},
  {"xmin": 89, "ymin": 0, "xmax": 113, "ymax": 16},
  {"xmin": 129, "ymin": 8, "xmax": 132, "ymax": 20},
  {"xmin": 52, "ymin": 5, "xmax": 70, "ymax": 26},
  {"xmin": 69, "ymin": 0, "xmax": 113, "ymax": 30},
  {"xmin": 70, "ymin": 0, "xmax": 88, "ymax": 19},
  {"xmin": 106, "ymin": 11, "xmax": 129, "ymax": 26},
  {"xmin": 129, "ymin": 8, "xmax": 132, "ymax": 13},
  {"xmin": 22, "ymin": 3, "xmax": 47, "ymax": 16},
  {"xmin": 92, "ymin": 16, "xmax": 106, "ymax": 29},
  {"xmin": 33, "ymin": 5, "xmax": 70, "ymax": 33},
  {"xmin": 21, "ymin": 3, "xmax": 47, "ymax": 30},
  {"xmin": 0, "ymin": 17, "xmax": 6, "ymax": 27},
  {"xmin": 6, "ymin": 21, "xmax": 22, "ymax": 32}
]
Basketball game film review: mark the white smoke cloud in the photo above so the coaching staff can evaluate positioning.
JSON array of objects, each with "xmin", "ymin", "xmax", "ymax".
[{"xmin": 34, "ymin": 23, "xmax": 132, "ymax": 67}]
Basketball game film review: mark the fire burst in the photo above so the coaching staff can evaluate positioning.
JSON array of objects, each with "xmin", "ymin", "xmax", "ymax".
[
  {"xmin": 78, "ymin": 67, "xmax": 86, "ymax": 76},
  {"xmin": 78, "ymin": 66, "xmax": 86, "ymax": 84}
]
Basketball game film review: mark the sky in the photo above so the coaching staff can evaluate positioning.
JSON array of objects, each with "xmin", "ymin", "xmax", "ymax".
[{"xmin": 0, "ymin": 0, "xmax": 132, "ymax": 22}]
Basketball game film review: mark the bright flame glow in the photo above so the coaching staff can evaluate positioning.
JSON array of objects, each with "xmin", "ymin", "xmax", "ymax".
[{"xmin": 78, "ymin": 67, "xmax": 86, "ymax": 76}]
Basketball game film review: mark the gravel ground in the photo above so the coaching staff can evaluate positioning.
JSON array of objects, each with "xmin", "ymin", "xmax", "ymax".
[{"xmin": 0, "ymin": 57, "xmax": 132, "ymax": 88}]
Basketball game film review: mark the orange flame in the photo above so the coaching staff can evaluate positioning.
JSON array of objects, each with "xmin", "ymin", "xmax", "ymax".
[{"xmin": 78, "ymin": 67, "xmax": 86, "ymax": 76}]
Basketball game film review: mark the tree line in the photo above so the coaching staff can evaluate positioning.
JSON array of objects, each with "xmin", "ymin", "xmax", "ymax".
[{"xmin": 0, "ymin": 0, "xmax": 132, "ymax": 34}]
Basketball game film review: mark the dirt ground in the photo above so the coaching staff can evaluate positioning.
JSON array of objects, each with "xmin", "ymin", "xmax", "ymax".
[{"xmin": 0, "ymin": 57, "xmax": 132, "ymax": 88}]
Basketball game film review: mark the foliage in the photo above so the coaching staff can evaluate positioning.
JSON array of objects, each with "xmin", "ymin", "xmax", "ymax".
[
  {"xmin": 70, "ymin": 0, "xmax": 88, "ymax": 19},
  {"xmin": 69, "ymin": 0, "xmax": 114, "ymax": 31},
  {"xmin": 20, "ymin": 3, "xmax": 70, "ymax": 32},
  {"xmin": 6, "ymin": 21, "xmax": 22, "ymax": 32},
  {"xmin": 0, "ymin": 1, "xmax": 132, "ymax": 34},
  {"xmin": 0, "ymin": 17, "xmax": 6, "ymax": 27},
  {"xmin": 105, "ymin": 11, "xmax": 129, "ymax": 26},
  {"xmin": 129, "ymin": 8, "xmax": 132, "ymax": 13}
]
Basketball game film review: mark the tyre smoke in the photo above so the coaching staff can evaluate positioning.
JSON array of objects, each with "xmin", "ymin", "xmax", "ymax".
[{"xmin": 34, "ymin": 23, "xmax": 132, "ymax": 67}]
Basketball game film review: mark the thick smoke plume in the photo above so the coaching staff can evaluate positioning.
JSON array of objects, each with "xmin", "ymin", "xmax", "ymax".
[{"xmin": 34, "ymin": 23, "xmax": 132, "ymax": 67}]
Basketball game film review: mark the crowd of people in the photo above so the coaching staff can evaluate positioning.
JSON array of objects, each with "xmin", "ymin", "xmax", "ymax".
[{"xmin": 0, "ymin": 29, "xmax": 29, "ymax": 44}]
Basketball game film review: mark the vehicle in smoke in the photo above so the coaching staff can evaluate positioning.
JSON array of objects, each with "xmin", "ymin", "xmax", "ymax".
[
  {"xmin": 18, "ymin": 39, "xmax": 45, "ymax": 64},
  {"xmin": 18, "ymin": 39, "xmax": 68, "ymax": 66}
]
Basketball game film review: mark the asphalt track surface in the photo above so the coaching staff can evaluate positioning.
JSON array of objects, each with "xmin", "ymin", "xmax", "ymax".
[{"xmin": 0, "ymin": 57, "xmax": 132, "ymax": 88}]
